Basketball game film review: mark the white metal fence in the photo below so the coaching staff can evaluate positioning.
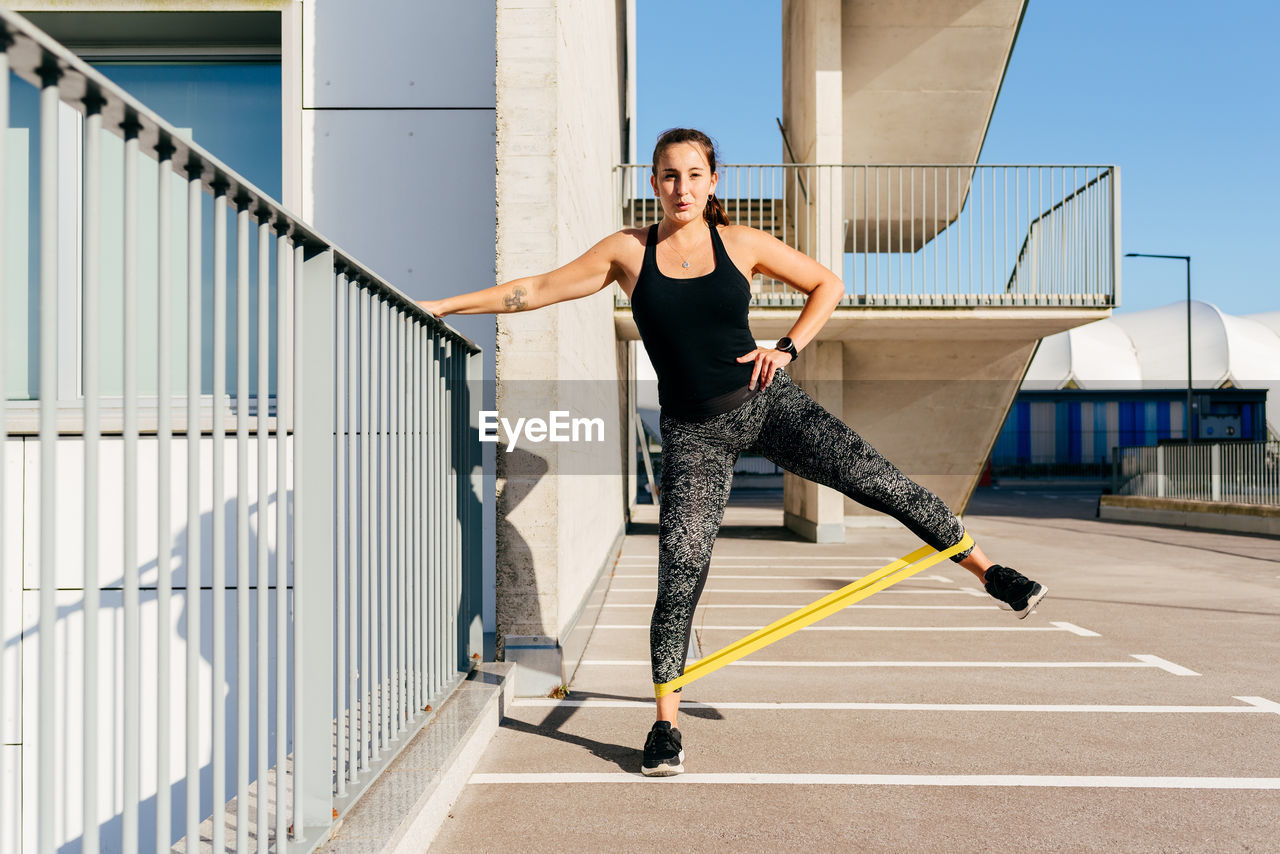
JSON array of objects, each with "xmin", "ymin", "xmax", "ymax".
[
  {"xmin": 615, "ymin": 163, "xmax": 1118, "ymax": 308},
  {"xmin": 2, "ymin": 10, "xmax": 483, "ymax": 853},
  {"xmin": 1112, "ymin": 441, "xmax": 1280, "ymax": 506}
]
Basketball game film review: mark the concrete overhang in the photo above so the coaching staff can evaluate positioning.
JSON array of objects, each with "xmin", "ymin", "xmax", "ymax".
[
  {"xmin": 839, "ymin": 0, "xmax": 1027, "ymax": 251},
  {"xmin": 842, "ymin": 0, "xmax": 1026, "ymax": 165},
  {"xmin": 14, "ymin": 8, "xmax": 283, "ymax": 49},
  {"xmin": 615, "ymin": 305, "xmax": 1112, "ymax": 343}
]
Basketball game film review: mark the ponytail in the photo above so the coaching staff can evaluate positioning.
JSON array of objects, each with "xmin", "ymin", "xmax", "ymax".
[
  {"xmin": 652, "ymin": 128, "xmax": 729, "ymax": 227},
  {"xmin": 704, "ymin": 193, "xmax": 729, "ymax": 227}
]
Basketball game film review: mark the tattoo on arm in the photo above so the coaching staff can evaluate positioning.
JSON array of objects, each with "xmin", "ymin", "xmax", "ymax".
[{"xmin": 503, "ymin": 286, "xmax": 528, "ymax": 311}]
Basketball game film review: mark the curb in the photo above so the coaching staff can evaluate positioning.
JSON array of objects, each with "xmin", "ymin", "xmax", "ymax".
[{"xmin": 317, "ymin": 662, "xmax": 515, "ymax": 853}]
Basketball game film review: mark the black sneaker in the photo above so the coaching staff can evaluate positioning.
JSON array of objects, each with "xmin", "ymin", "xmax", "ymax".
[
  {"xmin": 984, "ymin": 565, "xmax": 1047, "ymax": 619},
  {"xmin": 640, "ymin": 721, "xmax": 685, "ymax": 777}
]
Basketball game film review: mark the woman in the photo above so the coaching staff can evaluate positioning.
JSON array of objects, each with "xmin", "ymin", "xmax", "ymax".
[{"xmin": 418, "ymin": 128, "xmax": 1048, "ymax": 778}]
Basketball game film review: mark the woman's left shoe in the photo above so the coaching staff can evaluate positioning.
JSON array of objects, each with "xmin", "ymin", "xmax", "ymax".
[
  {"xmin": 983, "ymin": 565, "xmax": 1047, "ymax": 619},
  {"xmin": 640, "ymin": 720, "xmax": 685, "ymax": 777}
]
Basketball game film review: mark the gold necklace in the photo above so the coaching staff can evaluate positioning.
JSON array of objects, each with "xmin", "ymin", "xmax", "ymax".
[{"xmin": 660, "ymin": 222, "xmax": 709, "ymax": 271}]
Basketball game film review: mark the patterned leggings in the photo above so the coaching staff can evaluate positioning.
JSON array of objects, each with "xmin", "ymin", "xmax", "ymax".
[{"xmin": 650, "ymin": 368, "xmax": 973, "ymax": 689}]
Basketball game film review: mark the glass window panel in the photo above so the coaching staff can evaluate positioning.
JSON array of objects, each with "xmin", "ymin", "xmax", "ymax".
[
  {"xmin": 88, "ymin": 63, "xmax": 282, "ymax": 401},
  {"xmin": 5, "ymin": 61, "xmax": 282, "ymax": 403},
  {"xmin": 91, "ymin": 63, "xmax": 282, "ymax": 199},
  {"xmin": 4, "ymin": 73, "xmax": 40, "ymax": 401}
]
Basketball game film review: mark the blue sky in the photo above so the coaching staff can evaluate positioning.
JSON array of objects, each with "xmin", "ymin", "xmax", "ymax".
[{"xmin": 637, "ymin": 0, "xmax": 1279, "ymax": 317}]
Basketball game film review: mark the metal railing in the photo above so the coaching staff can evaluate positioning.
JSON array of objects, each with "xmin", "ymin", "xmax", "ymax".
[
  {"xmin": 1112, "ymin": 441, "xmax": 1280, "ymax": 506},
  {"xmin": 1, "ymin": 9, "xmax": 482, "ymax": 853},
  {"xmin": 615, "ymin": 163, "xmax": 1118, "ymax": 308}
]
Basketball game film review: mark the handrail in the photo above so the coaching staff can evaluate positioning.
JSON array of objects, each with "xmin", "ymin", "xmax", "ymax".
[
  {"xmin": 614, "ymin": 162, "xmax": 1118, "ymax": 308},
  {"xmin": 1004, "ymin": 168, "xmax": 1113, "ymax": 294},
  {"xmin": 1112, "ymin": 440, "xmax": 1280, "ymax": 506}
]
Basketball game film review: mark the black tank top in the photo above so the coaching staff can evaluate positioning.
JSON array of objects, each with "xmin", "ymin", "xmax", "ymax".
[{"xmin": 631, "ymin": 223, "xmax": 760, "ymax": 421}]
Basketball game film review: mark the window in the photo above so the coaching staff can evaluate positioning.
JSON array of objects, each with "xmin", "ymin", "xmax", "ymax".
[{"xmin": 4, "ymin": 12, "xmax": 282, "ymax": 408}]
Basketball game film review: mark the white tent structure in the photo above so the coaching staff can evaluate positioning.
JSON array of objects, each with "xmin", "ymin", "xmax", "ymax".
[
  {"xmin": 1022, "ymin": 300, "xmax": 1280, "ymax": 438},
  {"xmin": 1246, "ymin": 310, "xmax": 1280, "ymax": 340},
  {"xmin": 1022, "ymin": 317, "xmax": 1142, "ymax": 390}
]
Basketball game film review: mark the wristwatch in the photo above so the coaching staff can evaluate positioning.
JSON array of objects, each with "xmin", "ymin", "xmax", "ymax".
[{"xmin": 776, "ymin": 336, "xmax": 799, "ymax": 361}]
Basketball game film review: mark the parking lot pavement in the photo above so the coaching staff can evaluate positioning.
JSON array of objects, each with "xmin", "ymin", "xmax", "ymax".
[{"xmin": 432, "ymin": 487, "xmax": 1280, "ymax": 853}]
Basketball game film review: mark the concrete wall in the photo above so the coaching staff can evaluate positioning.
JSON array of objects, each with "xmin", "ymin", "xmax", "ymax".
[
  {"xmin": 1099, "ymin": 495, "xmax": 1280, "ymax": 538},
  {"xmin": 553, "ymin": 0, "xmax": 630, "ymax": 632},
  {"xmin": 840, "ymin": 0, "xmax": 1026, "ymax": 164},
  {"xmin": 842, "ymin": 334, "xmax": 1037, "ymax": 521},
  {"xmin": 494, "ymin": 0, "xmax": 628, "ymax": 665},
  {"xmin": 778, "ymin": 332, "xmax": 1039, "ymax": 537},
  {"xmin": 782, "ymin": 0, "xmax": 842, "ymax": 164},
  {"xmin": 782, "ymin": 0, "xmax": 843, "ymax": 272}
]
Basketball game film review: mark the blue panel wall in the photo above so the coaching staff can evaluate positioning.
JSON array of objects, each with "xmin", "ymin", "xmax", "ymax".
[
  {"xmin": 1015, "ymin": 401, "xmax": 1031, "ymax": 463},
  {"xmin": 1094, "ymin": 402, "xmax": 1110, "ymax": 462},
  {"xmin": 1067, "ymin": 402, "xmax": 1082, "ymax": 463},
  {"xmin": 990, "ymin": 391, "xmax": 1265, "ymax": 472},
  {"xmin": 1119, "ymin": 401, "xmax": 1139, "ymax": 447}
]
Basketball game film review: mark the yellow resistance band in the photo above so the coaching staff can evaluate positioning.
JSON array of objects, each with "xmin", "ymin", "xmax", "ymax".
[{"xmin": 653, "ymin": 532, "xmax": 975, "ymax": 698}]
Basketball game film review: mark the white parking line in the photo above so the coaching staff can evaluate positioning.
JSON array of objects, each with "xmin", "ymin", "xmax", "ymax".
[
  {"xmin": 1052, "ymin": 621, "xmax": 1102, "ymax": 637},
  {"xmin": 471, "ymin": 773, "xmax": 1280, "ymax": 789},
  {"xmin": 590, "ymin": 623, "xmax": 1095, "ymax": 634},
  {"xmin": 1238, "ymin": 696, "xmax": 1280, "ymax": 715},
  {"xmin": 577, "ymin": 654, "xmax": 1197, "ymax": 673},
  {"xmin": 512, "ymin": 697, "xmax": 1279, "ymax": 714},
  {"xmin": 1130, "ymin": 654, "xmax": 1200, "ymax": 676}
]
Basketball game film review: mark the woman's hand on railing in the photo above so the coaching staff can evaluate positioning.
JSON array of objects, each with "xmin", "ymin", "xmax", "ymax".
[{"xmin": 416, "ymin": 298, "xmax": 450, "ymax": 318}]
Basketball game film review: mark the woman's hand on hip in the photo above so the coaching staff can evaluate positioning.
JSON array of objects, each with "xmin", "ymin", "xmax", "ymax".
[{"xmin": 736, "ymin": 347, "xmax": 793, "ymax": 390}]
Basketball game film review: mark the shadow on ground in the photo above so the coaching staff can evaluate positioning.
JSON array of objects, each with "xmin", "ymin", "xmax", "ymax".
[{"xmin": 506, "ymin": 690, "xmax": 726, "ymax": 772}]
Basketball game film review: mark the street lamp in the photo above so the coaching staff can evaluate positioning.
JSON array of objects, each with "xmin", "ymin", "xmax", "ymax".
[{"xmin": 1124, "ymin": 253, "xmax": 1193, "ymax": 448}]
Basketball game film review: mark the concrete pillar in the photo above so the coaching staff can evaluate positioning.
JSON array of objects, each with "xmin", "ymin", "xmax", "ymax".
[
  {"xmin": 783, "ymin": 340, "xmax": 847, "ymax": 542},
  {"xmin": 782, "ymin": 0, "xmax": 843, "ymax": 274},
  {"xmin": 495, "ymin": 0, "xmax": 629, "ymax": 696},
  {"xmin": 781, "ymin": 1, "xmax": 844, "ymax": 542}
]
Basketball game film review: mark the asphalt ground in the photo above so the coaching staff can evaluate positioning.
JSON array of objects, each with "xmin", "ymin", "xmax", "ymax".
[{"xmin": 432, "ymin": 486, "xmax": 1280, "ymax": 853}]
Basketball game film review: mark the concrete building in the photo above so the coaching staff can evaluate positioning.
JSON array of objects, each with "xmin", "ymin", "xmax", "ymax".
[
  {"xmin": 990, "ymin": 301, "xmax": 1280, "ymax": 480},
  {"xmin": 618, "ymin": 0, "xmax": 1114, "ymax": 548},
  {"xmin": 768, "ymin": 0, "xmax": 1111, "ymax": 535}
]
